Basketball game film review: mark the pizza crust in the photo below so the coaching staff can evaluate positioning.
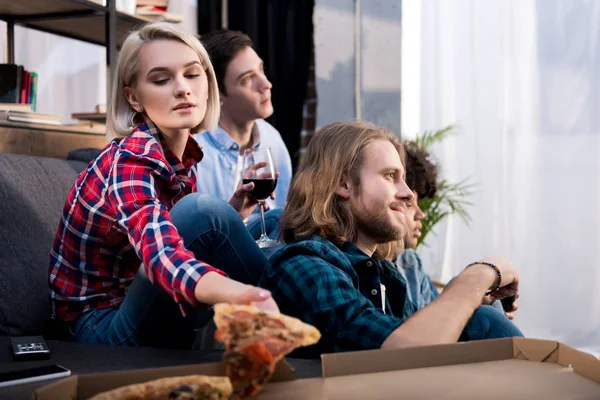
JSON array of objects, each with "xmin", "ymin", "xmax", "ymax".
[
  {"xmin": 213, "ymin": 303, "xmax": 321, "ymax": 347},
  {"xmin": 213, "ymin": 303, "xmax": 321, "ymax": 399},
  {"xmin": 88, "ymin": 375, "xmax": 232, "ymax": 400}
]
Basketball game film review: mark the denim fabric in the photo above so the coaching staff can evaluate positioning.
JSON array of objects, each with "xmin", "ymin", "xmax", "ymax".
[
  {"xmin": 70, "ymin": 194, "xmax": 268, "ymax": 347},
  {"xmin": 461, "ymin": 305, "xmax": 524, "ymax": 340},
  {"xmin": 246, "ymin": 208, "xmax": 282, "ymax": 240},
  {"xmin": 395, "ymin": 249, "xmax": 439, "ymax": 310}
]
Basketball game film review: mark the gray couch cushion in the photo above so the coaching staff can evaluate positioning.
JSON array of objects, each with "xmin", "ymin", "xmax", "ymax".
[{"xmin": 0, "ymin": 153, "xmax": 87, "ymax": 335}]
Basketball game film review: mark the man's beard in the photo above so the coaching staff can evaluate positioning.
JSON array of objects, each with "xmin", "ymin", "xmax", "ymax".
[{"xmin": 353, "ymin": 199, "xmax": 406, "ymax": 244}]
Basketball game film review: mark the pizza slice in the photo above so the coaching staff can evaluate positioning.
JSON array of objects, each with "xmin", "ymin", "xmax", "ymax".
[
  {"xmin": 213, "ymin": 304, "xmax": 321, "ymax": 399},
  {"xmin": 88, "ymin": 375, "xmax": 232, "ymax": 400}
]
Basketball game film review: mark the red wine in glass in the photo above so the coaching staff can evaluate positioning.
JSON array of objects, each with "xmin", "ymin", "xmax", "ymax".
[
  {"xmin": 241, "ymin": 147, "xmax": 279, "ymax": 248},
  {"xmin": 242, "ymin": 178, "xmax": 278, "ymax": 200}
]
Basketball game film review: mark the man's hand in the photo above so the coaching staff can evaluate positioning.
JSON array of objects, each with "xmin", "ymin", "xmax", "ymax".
[
  {"xmin": 481, "ymin": 293, "xmax": 519, "ymax": 320},
  {"xmin": 503, "ymin": 294, "xmax": 519, "ymax": 320},
  {"xmin": 229, "ymin": 180, "xmax": 260, "ymax": 220},
  {"xmin": 504, "ymin": 300, "xmax": 518, "ymax": 320},
  {"xmin": 474, "ymin": 256, "xmax": 520, "ymax": 301},
  {"xmin": 228, "ymin": 161, "xmax": 279, "ymax": 220}
]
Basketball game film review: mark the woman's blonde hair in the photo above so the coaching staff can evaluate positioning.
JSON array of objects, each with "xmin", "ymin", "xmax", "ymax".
[
  {"xmin": 281, "ymin": 120, "xmax": 405, "ymax": 260},
  {"xmin": 107, "ymin": 22, "xmax": 220, "ymax": 138}
]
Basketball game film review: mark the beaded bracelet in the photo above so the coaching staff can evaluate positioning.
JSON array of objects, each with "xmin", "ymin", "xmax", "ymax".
[{"xmin": 466, "ymin": 261, "xmax": 502, "ymax": 295}]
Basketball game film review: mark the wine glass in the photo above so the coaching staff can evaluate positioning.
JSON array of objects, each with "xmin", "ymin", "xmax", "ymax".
[{"xmin": 241, "ymin": 147, "xmax": 279, "ymax": 248}]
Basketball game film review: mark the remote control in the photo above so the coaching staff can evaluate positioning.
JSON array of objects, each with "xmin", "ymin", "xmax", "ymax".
[
  {"xmin": 10, "ymin": 336, "xmax": 51, "ymax": 361},
  {"xmin": 501, "ymin": 294, "xmax": 517, "ymax": 313}
]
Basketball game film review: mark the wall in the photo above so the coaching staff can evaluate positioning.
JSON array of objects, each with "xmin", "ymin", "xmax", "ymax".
[{"xmin": 314, "ymin": 0, "xmax": 402, "ymax": 132}]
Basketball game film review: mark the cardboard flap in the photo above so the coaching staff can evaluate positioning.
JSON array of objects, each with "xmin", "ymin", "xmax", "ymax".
[
  {"xmin": 271, "ymin": 360, "xmax": 297, "ymax": 382},
  {"xmin": 321, "ymin": 338, "xmax": 515, "ymax": 377},
  {"xmin": 513, "ymin": 337, "xmax": 559, "ymax": 362},
  {"xmin": 34, "ymin": 375, "xmax": 78, "ymax": 400},
  {"xmin": 558, "ymin": 343, "xmax": 600, "ymax": 383}
]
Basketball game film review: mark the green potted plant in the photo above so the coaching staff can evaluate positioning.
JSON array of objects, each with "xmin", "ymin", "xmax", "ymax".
[{"xmin": 407, "ymin": 125, "xmax": 475, "ymax": 248}]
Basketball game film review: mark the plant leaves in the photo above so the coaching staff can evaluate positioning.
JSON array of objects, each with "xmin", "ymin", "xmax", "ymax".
[{"xmin": 409, "ymin": 125, "xmax": 476, "ymax": 248}]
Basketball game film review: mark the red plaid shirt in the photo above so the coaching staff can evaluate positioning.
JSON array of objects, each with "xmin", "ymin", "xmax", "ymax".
[{"xmin": 48, "ymin": 119, "xmax": 224, "ymax": 322}]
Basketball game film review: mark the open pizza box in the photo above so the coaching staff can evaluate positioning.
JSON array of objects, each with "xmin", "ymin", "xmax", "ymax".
[{"xmin": 35, "ymin": 337, "xmax": 600, "ymax": 399}]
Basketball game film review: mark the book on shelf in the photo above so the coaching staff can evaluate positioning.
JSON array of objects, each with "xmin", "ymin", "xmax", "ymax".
[
  {"xmin": 0, "ymin": 64, "xmax": 38, "ymax": 111},
  {"xmin": 29, "ymin": 72, "xmax": 38, "ymax": 108},
  {"xmin": 136, "ymin": 4, "xmax": 182, "ymax": 23},
  {"xmin": 0, "ymin": 103, "xmax": 33, "ymax": 112},
  {"xmin": 136, "ymin": 0, "xmax": 168, "ymax": 7},
  {"xmin": 0, "ymin": 64, "xmax": 24, "ymax": 104},
  {"xmin": 0, "ymin": 110, "xmax": 61, "ymax": 126}
]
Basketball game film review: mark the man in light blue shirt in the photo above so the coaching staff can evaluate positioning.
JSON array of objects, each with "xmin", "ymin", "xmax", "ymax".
[{"xmin": 193, "ymin": 30, "xmax": 292, "ymax": 238}]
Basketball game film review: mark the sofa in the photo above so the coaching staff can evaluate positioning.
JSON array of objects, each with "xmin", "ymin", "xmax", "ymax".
[
  {"xmin": 0, "ymin": 152, "xmax": 320, "ymax": 398},
  {"xmin": 0, "ymin": 152, "xmax": 87, "ymax": 339}
]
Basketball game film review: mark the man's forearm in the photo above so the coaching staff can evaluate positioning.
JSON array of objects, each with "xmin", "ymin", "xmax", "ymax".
[{"xmin": 382, "ymin": 265, "xmax": 495, "ymax": 349}]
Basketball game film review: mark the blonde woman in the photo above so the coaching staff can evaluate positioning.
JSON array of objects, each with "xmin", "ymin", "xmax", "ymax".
[{"xmin": 48, "ymin": 22, "xmax": 277, "ymax": 348}]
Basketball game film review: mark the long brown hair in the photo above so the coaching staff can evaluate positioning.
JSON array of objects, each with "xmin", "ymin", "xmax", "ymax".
[{"xmin": 281, "ymin": 120, "xmax": 405, "ymax": 260}]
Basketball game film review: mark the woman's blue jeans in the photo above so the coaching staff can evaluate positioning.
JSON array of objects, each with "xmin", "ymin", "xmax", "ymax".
[
  {"xmin": 69, "ymin": 194, "xmax": 276, "ymax": 348},
  {"xmin": 245, "ymin": 208, "xmax": 282, "ymax": 241}
]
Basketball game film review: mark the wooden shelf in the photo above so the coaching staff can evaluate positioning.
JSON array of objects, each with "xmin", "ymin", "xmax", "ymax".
[
  {"xmin": 0, "ymin": 124, "xmax": 107, "ymax": 159},
  {"xmin": 0, "ymin": 0, "xmax": 104, "ymax": 16},
  {"xmin": 0, "ymin": 120, "xmax": 106, "ymax": 135},
  {"xmin": 72, "ymin": 112, "xmax": 106, "ymax": 123},
  {"xmin": 0, "ymin": 0, "xmax": 151, "ymax": 46}
]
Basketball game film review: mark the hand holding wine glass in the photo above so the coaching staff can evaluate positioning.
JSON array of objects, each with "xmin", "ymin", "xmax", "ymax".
[
  {"xmin": 241, "ymin": 147, "xmax": 279, "ymax": 248},
  {"xmin": 229, "ymin": 160, "xmax": 271, "ymax": 220}
]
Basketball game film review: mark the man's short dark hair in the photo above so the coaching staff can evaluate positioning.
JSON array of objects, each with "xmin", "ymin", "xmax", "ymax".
[
  {"xmin": 404, "ymin": 142, "xmax": 438, "ymax": 200},
  {"xmin": 200, "ymin": 30, "xmax": 254, "ymax": 95}
]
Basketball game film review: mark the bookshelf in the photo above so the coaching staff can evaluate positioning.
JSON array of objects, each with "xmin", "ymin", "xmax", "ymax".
[
  {"xmin": 0, "ymin": 1, "xmax": 154, "ymax": 158},
  {"xmin": 0, "ymin": 0, "xmax": 152, "ymax": 98},
  {"xmin": 0, "ymin": 121, "xmax": 107, "ymax": 159}
]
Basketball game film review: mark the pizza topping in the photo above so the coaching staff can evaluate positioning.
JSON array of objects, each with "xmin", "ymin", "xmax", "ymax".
[
  {"xmin": 225, "ymin": 346, "xmax": 274, "ymax": 399},
  {"xmin": 168, "ymin": 384, "xmax": 194, "ymax": 396},
  {"xmin": 167, "ymin": 383, "xmax": 197, "ymax": 399},
  {"xmin": 219, "ymin": 312, "xmax": 305, "ymax": 351},
  {"xmin": 195, "ymin": 390, "xmax": 225, "ymax": 400},
  {"xmin": 166, "ymin": 383, "xmax": 226, "ymax": 400},
  {"xmin": 261, "ymin": 338, "xmax": 296, "ymax": 356},
  {"xmin": 213, "ymin": 304, "xmax": 321, "ymax": 399}
]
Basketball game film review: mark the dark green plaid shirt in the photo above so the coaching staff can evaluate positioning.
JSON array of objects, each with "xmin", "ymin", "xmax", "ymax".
[{"xmin": 260, "ymin": 235, "xmax": 418, "ymax": 357}]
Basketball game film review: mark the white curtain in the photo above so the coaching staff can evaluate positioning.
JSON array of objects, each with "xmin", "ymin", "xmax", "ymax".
[
  {"xmin": 402, "ymin": 0, "xmax": 600, "ymax": 356},
  {"xmin": 0, "ymin": 0, "xmax": 196, "ymax": 124}
]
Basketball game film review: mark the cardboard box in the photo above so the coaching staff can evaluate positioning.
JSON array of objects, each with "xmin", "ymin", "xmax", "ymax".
[{"xmin": 36, "ymin": 338, "xmax": 600, "ymax": 399}]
